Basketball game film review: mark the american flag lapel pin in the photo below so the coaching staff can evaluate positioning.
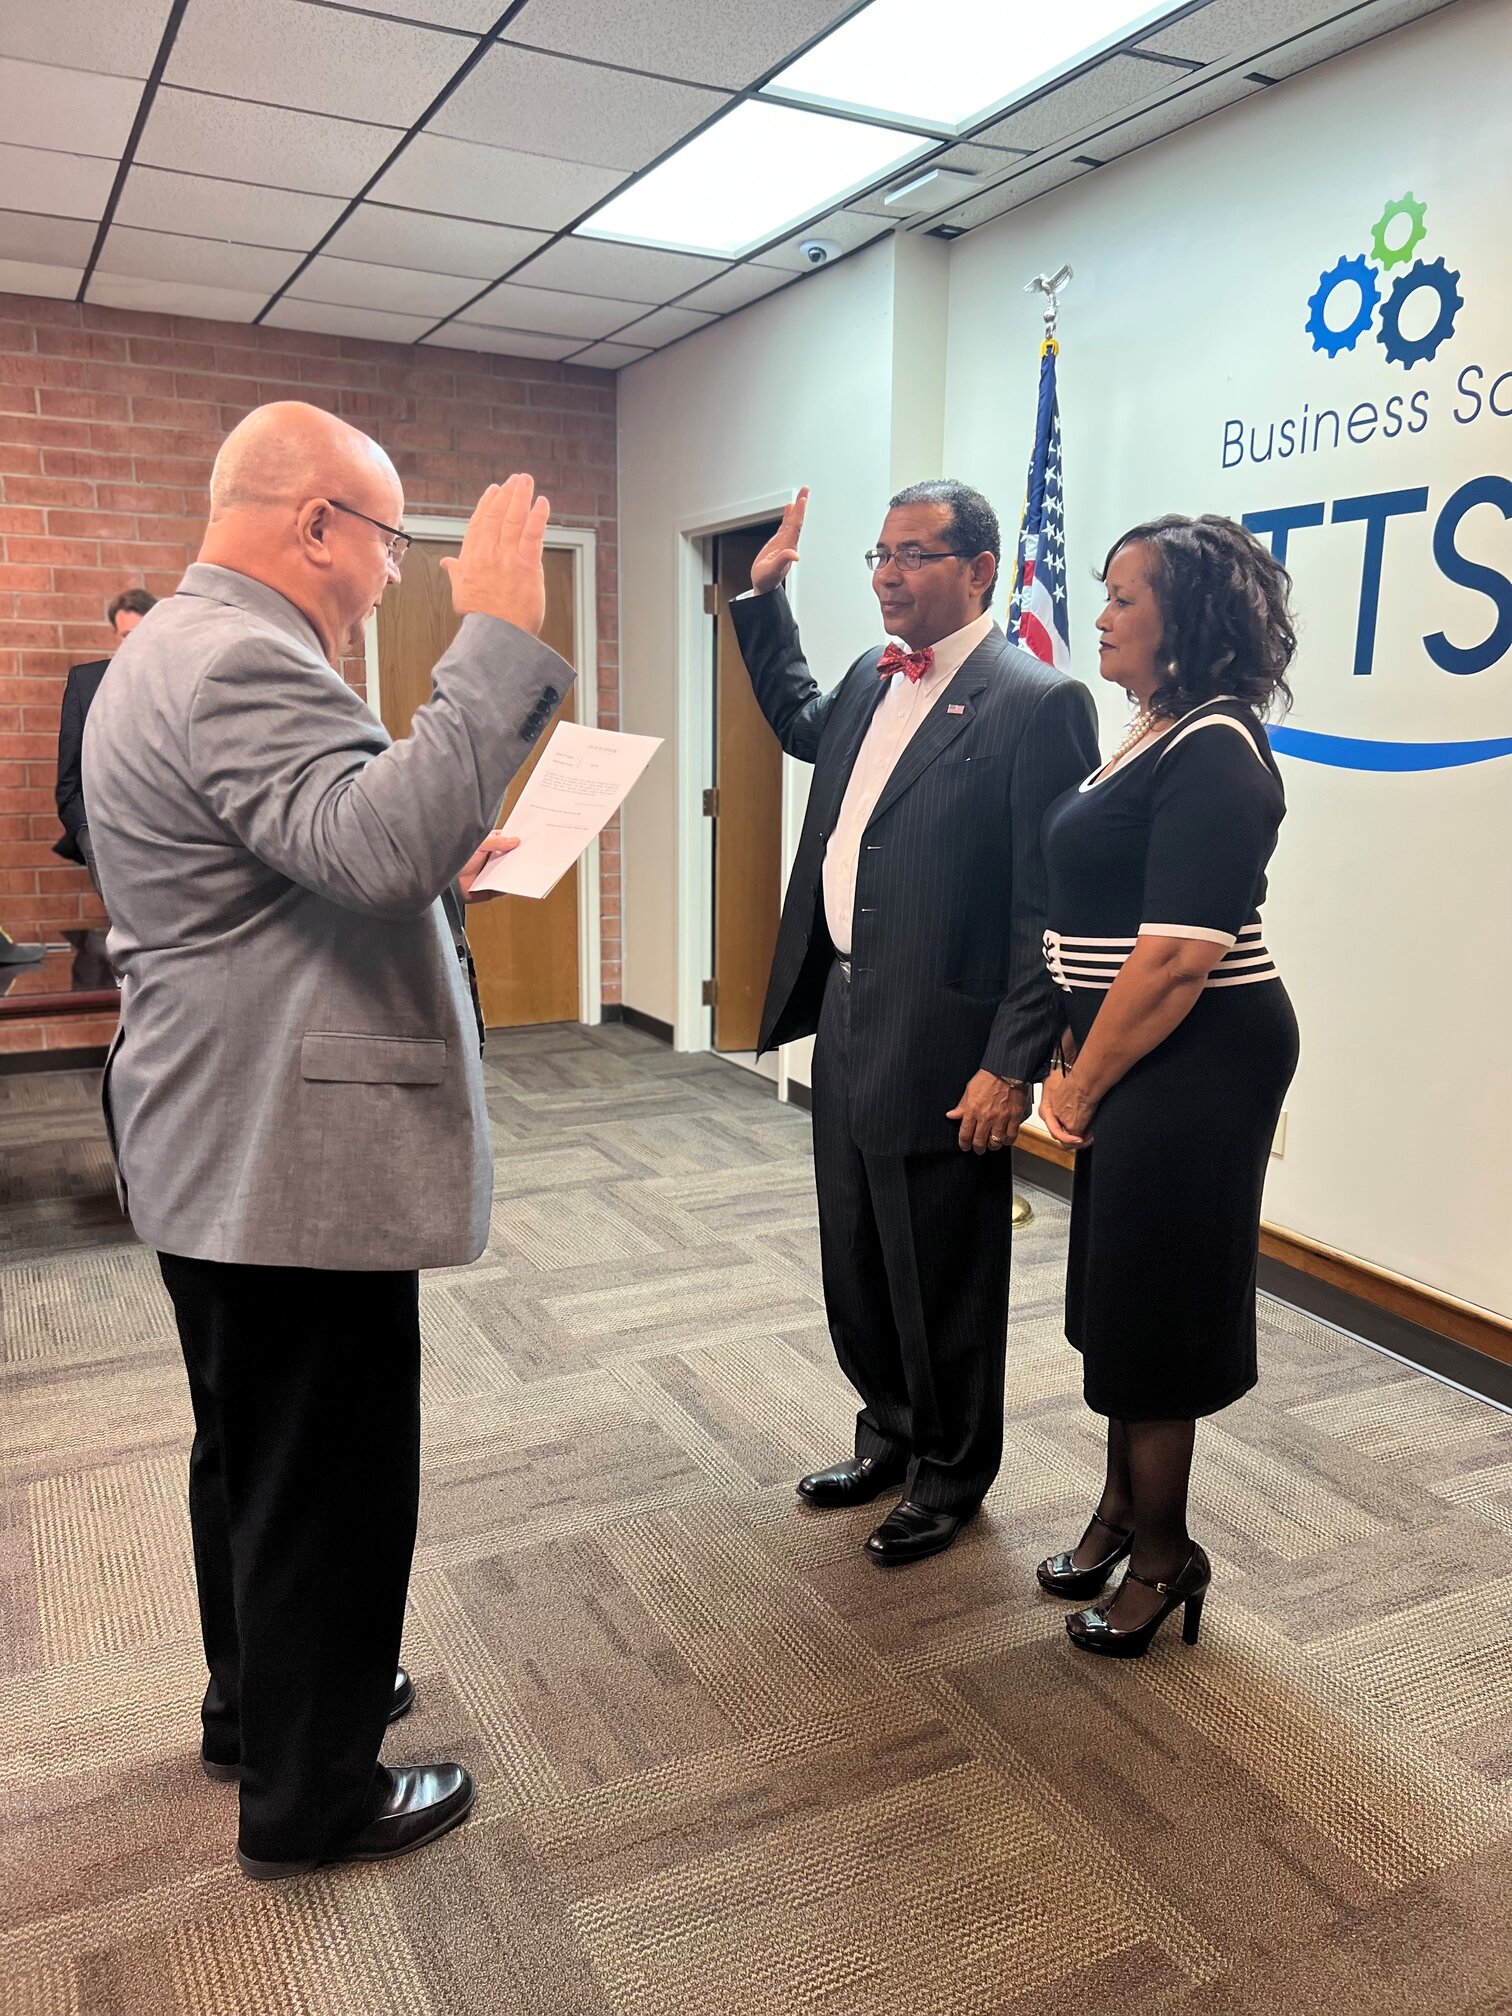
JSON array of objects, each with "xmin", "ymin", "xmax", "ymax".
[{"xmin": 947, "ymin": 703, "xmax": 966, "ymax": 715}]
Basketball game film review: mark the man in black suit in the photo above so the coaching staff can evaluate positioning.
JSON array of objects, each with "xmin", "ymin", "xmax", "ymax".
[
  {"xmin": 54, "ymin": 587, "xmax": 156, "ymax": 890},
  {"xmin": 733, "ymin": 480, "xmax": 1099, "ymax": 1565}
]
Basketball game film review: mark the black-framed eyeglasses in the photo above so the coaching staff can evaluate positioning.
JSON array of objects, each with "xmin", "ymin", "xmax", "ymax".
[
  {"xmin": 329, "ymin": 498, "xmax": 412, "ymax": 564},
  {"xmin": 865, "ymin": 546, "xmax": 970, "ymax": 574}
]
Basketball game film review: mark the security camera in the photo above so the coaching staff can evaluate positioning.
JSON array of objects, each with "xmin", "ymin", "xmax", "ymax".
[{"xmin": 799, "ymin": 238, "xmax": 842, "ymax": 267}]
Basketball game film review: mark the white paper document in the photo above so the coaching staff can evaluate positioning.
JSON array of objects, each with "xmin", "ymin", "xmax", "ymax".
[{"xmin": 471, "ymin": 720, "xmax": 663, "ymax": 900}]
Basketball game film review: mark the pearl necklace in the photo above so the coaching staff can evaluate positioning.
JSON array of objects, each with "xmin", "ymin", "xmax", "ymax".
[{"xmin": 1105, "ymin": 710, "xmax": 1158, "ymax": 769}]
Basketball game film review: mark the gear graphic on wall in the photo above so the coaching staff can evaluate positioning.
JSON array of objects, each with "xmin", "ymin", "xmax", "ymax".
[
  {"xmin": 1305, "ymin": 254, "xmax": 1380, "ymax": 356},
  {"xmin": 1370, "ymin": 192, "xmax": 1427, "ymax": 270},
  {"xmin": 1377, "ymin": 256, "xmax": 1463, "ymax": 368}
]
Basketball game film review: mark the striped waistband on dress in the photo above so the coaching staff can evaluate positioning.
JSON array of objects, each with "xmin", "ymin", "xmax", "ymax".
[{"xmin": 1042, "ymin": 924, "xmax": 1278, "ymax": 992}]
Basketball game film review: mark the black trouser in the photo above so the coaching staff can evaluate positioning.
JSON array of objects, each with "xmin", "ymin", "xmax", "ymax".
[
  {"xmin": 810, "ymin": 961, "xmax": 1016, "ymax": 1512},
  {"xmin": 157, "ymin": 1253, "xmax": 421, "ymax": 1863}
]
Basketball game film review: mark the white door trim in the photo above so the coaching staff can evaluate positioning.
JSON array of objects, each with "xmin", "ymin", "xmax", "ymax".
[
  {"xmin": 365, "ymin": 515, "xmax": 601, "ymax": 1026},
  {"xmin": 672, "ymin": 490, "xmax": 801, "ymax": 1102}
]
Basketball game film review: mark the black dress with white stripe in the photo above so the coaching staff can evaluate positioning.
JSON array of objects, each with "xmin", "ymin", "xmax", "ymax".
[{"xmin": 1041, "ymin": 699, "xmax": 1300, "ymax": 1419}]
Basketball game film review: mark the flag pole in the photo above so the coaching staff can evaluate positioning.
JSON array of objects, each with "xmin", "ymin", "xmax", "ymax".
[{"xmin": 1011, "ymin": 263, "xmax": 1073, "ymax": 1235}]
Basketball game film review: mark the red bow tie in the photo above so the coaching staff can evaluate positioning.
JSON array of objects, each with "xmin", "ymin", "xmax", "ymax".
[{"xmin": 878, "ymin": 641, "xmax": 935, "ymax": 682}]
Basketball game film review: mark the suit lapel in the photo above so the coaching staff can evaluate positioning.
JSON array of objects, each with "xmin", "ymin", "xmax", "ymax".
[{"xmin": 866, "ymin": 632, "xmax": 1002, "ymax": 828}]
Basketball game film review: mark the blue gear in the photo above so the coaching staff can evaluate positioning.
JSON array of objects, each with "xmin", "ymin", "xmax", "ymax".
[
  {"xmin": 1305, "ymin": 254, "xmax": 1379, "ymax": 356},
  {"xmin": 1377, "ymin": 256, "xmax": 1463, "ymax": 368}
]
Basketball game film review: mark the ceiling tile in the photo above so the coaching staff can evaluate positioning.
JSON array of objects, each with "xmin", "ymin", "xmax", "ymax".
[
  {"xmin": 1237, "ymin": 0, "xmax": 1456, "ymax": 79},
  {"xmin": 432, "ymin": 43, "xmax": 729, "ymax": 172},
  {"xmin": 138, "ymin": 86, "xmax": 400, "ymax": 197},
  {"xmin": 0, "ymin": 0, "xmax": 172, "ymax": 79},
  {"xmin": 941, "ymin": 141, "xmax": 1035, "ymax": 172},
  {"xmin": 930, "ymin": 157, "xmax": 1093, "ymax": 232},
  {"xmin": 0, "ymin": 143, "xmax": 117, "ymax": 222},
  {"xmin": 678, "ymin": 263, "xmax": 797, "ymax": 313},
  {"xmin": 461, "ymin": 283, "xmax": 649, "ymax": 339},
  {"xmin": 371, "ymin": 133, "xmax": 622, "ymax": 231},
  {"xmin": 970, "ymin": 55, "xmax": 1173, "ymax": 151},
  {"xmin": 422, "ymin": 325, "xmax": 581, "ymax": 360},
  {"xmin": 754, "ymin": 209, "xmax": 888, "ymax": 270},
  {"xmin": 1138, "ymin": 0, "xmax": 1347, "ymax": 62},
  {"xmin": 166, "ymin": 0, "xmax": 475, "ymax": 128},
  {"xmin": 502, "ymin": 0, "xmax": 855, "ymax": 91},
  {"xmin": 113, "ymin": 166, "xmax": 346, "ymax": 250},
  {"xmin": 0, "ymin": 255, "xmax": 83, "ymax": 300},
  {"xmin": 323, "ymin": 203, "xmax": 547, "ymax": 279},
  {"xmin": 350, "ymin": 0, "xmax": 502, "ymax": 27},
  {"xmin": 1095, "ymin": 68, "xmax": 1262, "ymax": 160},
  {"xmin": 0, "ymin": 57, "xmax": 143, "ymax": 155},
  {"xmin": 263, "ymin": 298, "xmax": 435, "ymax": 344},
  {"xmin": 96, "ymin": 225, "xmax": 302, "ymax": 292},
  {"xmin": 569, "ymin": 340, "xmax": 652, "ymax": 371},
  {"xmin": 612, "ymin": 304, "xmax": 720, "ymax": 346},
  {"xmin": 524, "ymin": 237, "xmax": 729, "ymax": 302},
  {"xmin": 86, "ymin": 272, "xmax": 270, "ymax": 320},
  {"xmin": 287, "ymin": 255, "xmax": 478, "ymax": 317},
  {"xmin": 0, "ymin": 211, "xmax": 97, "ymax": 266}
]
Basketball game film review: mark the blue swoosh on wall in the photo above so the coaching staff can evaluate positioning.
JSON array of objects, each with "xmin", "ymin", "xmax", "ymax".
[{"xmin": 1269, "ymin": 726, "xmax": 1512, "ymax": 771}]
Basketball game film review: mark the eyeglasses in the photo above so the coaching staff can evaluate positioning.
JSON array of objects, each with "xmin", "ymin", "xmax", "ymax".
[
  {"xmin": 329, "ymin": 498, "xmax": 412, "ymax": 564},
  {"xmin": 865, "ymin": 546, "xmax": 970, "ymax": 573}
]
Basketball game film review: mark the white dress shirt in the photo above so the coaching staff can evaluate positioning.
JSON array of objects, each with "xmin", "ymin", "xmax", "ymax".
[{"xmin": 822, "ymin": 611, "xmax": 994, "ymax": 955}]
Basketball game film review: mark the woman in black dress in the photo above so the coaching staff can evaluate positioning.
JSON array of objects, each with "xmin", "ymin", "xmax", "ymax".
[{"xmin": 1035, "ymin": 514, "xmax": 1300, "ymax": 1657}]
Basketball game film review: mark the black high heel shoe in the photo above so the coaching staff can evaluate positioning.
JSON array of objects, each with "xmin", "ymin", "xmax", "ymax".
[
  {"xmin": 1036, "ymin": 1512, "xmax": 1134, "ymax": 1599},
  {"xmin": 1065, "ymin": 1545, "xmax": 1211, "ymax": 1658}
]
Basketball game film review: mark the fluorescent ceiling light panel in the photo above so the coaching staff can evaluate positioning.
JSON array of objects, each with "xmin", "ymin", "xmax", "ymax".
[
  {"xmin": 577, "ymin": 99, "xmax": 929, "ymax": 260},
  {"xmin": 766, "ymin": 0, "xmax": 1180, "ymax": 134}
]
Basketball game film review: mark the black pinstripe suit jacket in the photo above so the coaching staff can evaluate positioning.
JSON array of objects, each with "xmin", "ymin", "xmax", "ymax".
[{"xmin": 732, "ymin": 588, "xmax": 1101, "ymax": 1156}]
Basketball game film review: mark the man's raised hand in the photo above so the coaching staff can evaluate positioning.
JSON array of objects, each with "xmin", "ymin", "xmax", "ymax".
[
  {"xmin": 750, "ymin": 487, "xmax": 809, "ymax": 595},
  {"xmin": 442, "ymin": 474, "xmax": 551, "ymax": 636}
]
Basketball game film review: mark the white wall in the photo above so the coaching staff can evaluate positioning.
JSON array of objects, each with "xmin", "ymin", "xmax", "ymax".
[
  {"xmin": 941, "ymin": 0, "xmax": 1511, "ymax": 1316},
  {"xmin": 616, "ymin": 0, "xmax": 1510, "ymax": 1319},
  {"xmin": 618, "ymin": 239, "xmax": 899, "ymax": 1041}
]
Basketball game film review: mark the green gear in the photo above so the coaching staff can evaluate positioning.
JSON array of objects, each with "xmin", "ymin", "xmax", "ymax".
[{"xmin": 1370, "ymin": 193, "xmax": 1427, "ymax": 270}]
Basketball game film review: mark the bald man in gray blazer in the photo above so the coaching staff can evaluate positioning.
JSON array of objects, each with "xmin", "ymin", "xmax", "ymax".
[{"xmin": 84, "ymin": 404, "xmax": 570, "ymax": 1881}]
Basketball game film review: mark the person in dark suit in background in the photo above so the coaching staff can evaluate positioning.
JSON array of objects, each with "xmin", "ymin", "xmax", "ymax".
[
  {"xmin": 54, "ymin": 587, "xmax": 156, "ymax": 891},
  {"xmin": 733, "ymin": 481, "xmax": 1100, "ymax": 1565}
]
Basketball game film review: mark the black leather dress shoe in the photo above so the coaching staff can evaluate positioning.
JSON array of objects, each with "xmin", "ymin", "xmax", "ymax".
[
  {"xmin": 796, "ymin": 1455, "xmax": 908, "ymax": 1508},
  {"xmin": 202, "ymin": 1667, "xmax": 416, "ymax": 1782},
  {"xmin": 864, "ymin": 1499, "xmax": 974, "ymax": 1566},
  {"xmin": 236, "ymin": 1763, "xmax": 476, "ymax": 1881}
]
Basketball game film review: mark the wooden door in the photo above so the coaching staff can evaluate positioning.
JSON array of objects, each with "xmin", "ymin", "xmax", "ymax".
[
  {"xmin": 711, "ymin": 527, "xmax": 782, "ymax": 1052},
  {"xmin": 375, "ymin": 539, "xmax": 580, "ymax": 1028}
]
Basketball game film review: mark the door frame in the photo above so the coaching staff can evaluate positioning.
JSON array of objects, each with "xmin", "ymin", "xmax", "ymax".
[
  {"xmin": 673, "ymin": 490, "xmax": 801, "ymax": 1095},
  {"xmin": 365, "ymin": 516, "xmax": 601, "ymax": 1026}
]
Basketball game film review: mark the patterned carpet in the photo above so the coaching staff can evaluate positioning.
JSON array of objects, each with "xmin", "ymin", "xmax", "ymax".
[{"xmin": 3, "ymin": 1022, "xmax": 1512, "ymax": 2016}]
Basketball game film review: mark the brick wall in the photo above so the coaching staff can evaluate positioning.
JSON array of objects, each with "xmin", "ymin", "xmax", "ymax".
[{"xmin": 0, "ymin": 291, "xmax": 620, "ymax": 1055}]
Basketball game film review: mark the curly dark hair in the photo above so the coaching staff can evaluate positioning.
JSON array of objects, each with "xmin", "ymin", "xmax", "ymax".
[
  {"xmin": 889, "ymin": 478, "xmax": 1000, "ymax": 611},
  {"xmin": 1099, "ymin": 514, "xmax": 1296, "ymax": 718}
]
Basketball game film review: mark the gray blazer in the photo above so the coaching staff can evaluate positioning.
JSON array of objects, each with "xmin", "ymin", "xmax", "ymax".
[{"xmin": 83, "ymin": 562, "xmax": 572, "ymax": 1272}]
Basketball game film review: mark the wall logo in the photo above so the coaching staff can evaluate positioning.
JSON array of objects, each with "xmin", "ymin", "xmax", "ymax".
[
  {"xmin": 1219, "ymin": 188, "xmax": 1512, "ymax": 776},
  {"xmin": 1304, "ymin": 194, "xmax": 1464, "ymax": 370}
]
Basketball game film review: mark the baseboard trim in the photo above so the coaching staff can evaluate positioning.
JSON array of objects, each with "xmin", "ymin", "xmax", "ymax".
[
  {"xmin": 0, "ymin": 1045, "xmax": 109, "ymax": 1076},
  {"xmin": 1012, "ymin": 1132, "xmax": 1512, "ymax": 1408},
  {"xmin": 785, "ymin": 1077, "xmax": 813, "ymax": 1113},
  {"xmin": 616, "ymin": 1005, "xmax": 674, "ymax": 1046}
]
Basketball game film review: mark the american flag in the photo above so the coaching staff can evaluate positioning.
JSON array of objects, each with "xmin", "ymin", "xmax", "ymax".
[{"xmin": 1007, "ymin": 338, "xmax": 1070, "ymax": 672}]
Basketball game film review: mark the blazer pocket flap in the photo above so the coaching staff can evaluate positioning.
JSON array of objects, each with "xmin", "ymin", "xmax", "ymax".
[{"xmin": 301, "ymin": 1033, "xmax": 446, "ymax": 1085}]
